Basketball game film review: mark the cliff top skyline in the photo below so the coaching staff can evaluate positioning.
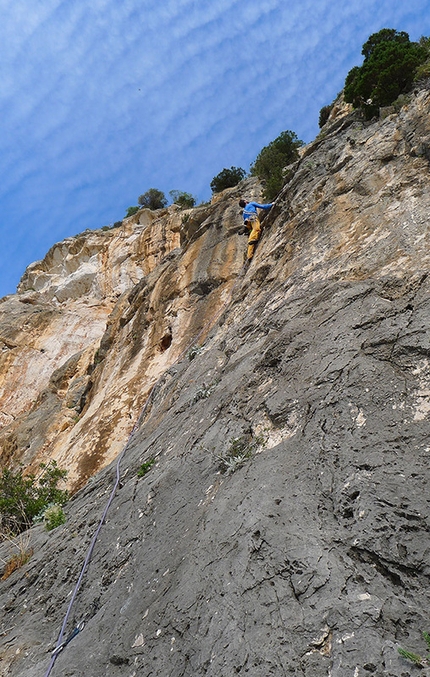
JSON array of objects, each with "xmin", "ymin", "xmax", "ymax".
[{"xmin": 1, "ymin": 0, "xmax": 430, "ymax": 298}]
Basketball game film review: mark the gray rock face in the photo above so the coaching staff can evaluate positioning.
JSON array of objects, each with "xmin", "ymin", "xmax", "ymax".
[{"xmin": 1, "ymin": 91, "xmax": 430, "ymax": 676}]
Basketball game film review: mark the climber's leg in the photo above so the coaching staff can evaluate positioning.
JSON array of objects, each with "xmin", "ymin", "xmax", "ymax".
[{"xmin": 247, "ymin": 217, "xmax": 261, "ymax": 260}]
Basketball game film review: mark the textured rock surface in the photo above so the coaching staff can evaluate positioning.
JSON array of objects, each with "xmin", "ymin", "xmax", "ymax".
[
  {"xmin": 1, "ymin": 90, "xmax": 430, "ymax": 676},
  {"xmin": 0, "ymin": 189, "xmax": 259, "ymax": 489}
]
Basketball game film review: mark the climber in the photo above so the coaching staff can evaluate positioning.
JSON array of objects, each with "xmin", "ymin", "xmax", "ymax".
[{"xmin": 238, "ymin": 199, "xmax": 273, "ymax": 261}]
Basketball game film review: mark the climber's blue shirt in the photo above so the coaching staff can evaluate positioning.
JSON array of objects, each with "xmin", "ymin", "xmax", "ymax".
[{"xmin": 242, "ymin": 201, "xmax": 272, "ymax": 221}]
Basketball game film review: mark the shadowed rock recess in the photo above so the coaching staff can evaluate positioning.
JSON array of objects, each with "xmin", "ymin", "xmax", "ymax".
[{"xmin": 1, "ymin": 89, "xmax": 430, "ymax": 676}]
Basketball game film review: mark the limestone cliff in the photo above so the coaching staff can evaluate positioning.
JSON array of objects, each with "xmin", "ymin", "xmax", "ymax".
[
  {"xmin": 0, "ymin": 87, "xmax": 430, "ymax": 677},
  {"xmin": 0, "ymin": 191, "xmax": 259, "ymax": 490}
]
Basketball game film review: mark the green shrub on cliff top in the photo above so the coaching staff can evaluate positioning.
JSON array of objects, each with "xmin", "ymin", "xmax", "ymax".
[
  {"xmin": 125, "ymin": 206, "xmax": 139, "ymax": 218},
  {"xmin": 169, "ymin": 190, "xmax": 196, "ymax": 209},
  {"xmin": 344, "ymin": 28, "xmax": 427, "ymax": 119},
  {"xmin": 210, "ymin": 166, "xmax": 247, "ymax": 194},
  {"xmin": 138, "ymin": 188, "xmax": 168, "ymax": 210}
]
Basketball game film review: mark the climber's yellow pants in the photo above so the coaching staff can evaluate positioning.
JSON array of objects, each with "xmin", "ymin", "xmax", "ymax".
[{"xmin": 246, "ymin": 216, "xmax": 261, "ymax": 260}]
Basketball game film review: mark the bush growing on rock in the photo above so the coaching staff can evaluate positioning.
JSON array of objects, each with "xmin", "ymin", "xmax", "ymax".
[
  {"xmin": 218, "ymin": 433, "xmax": 266, "ymax": 475},
  {"xmin": 169, "ymin": 190, "xmax": 196, "ymax": 208},
  {"xmin": 344, "ymin": 28, "xmax": 427, "ymax": 119},
  {"xmin": 125, "ymin": 206, "xmax": 139, "ymax": 218},
  {"xmin": 137, "ymin": 458, "xmax": 156, "ymax": 478},
  {"xmin": 138, "ymin": 188, "xmax": 168, "ymax": 210},
  {"xmin": 42, "ymin": 504, "xmax": 66, "ymax": 531},
  {"xmin": 187, "ymin": 344, "xmax": 202, "ymax": 361},
  {"xmin": 250, "ymin": 130, "xmax": 304, "ymax": 200},
  {"xmin": 414, "ymin": 36, "xmax": 430, "ymax": 81},
  {"xmin": 319, "ymin": 104, "xmax": 333, "ymax": 128},
  {"xmin": 210, "ymin": 166, "xmax": 247, "ymax": 194},
  {"xmin": 0, "ymin": 461, "xmax": 69, "ymax": 535}
]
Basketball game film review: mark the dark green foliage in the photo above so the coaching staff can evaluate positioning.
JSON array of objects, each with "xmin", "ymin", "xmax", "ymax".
[
  {"xmin": 415, "ymin": 36, "xmax": 430, "ymax": 80},
  {"xmin": 138, "ymin": 188, "xmax": 168, "ymax": 210},
  {"xmin": 0, "ymin": 461, "xmax": 69, "ymax": 535},
  {"xmin": 210, "ymin": 166, "xmax": 247, "ymax": 194},
  {"xmin": 361, "ymin": 28, "xmax": 410, "ymax": 60},
  {"xmin": 125, "ymin": 206, "xmax": 139, "ymax": 218},
  {"xmin": 415, "ymin": 60, "xmax": 430, "ymax": 80},
  {"xmin": 169, "ymin": 190, "xmax": 196, "ymax": 209},
  {"xmin": 250, "ymin": 130, "xmax": 304, "ymax": 200},
  {"xmin": 344, "ymin": 29, "xmax": 427, "ymax": 119},
  {"xmin": 101, "ymin": 223, "xmax": 122, "ymax": 231},
  {"xmin": 319, "ymin": 104, "xmax": 333, "ymax": 128},
  {"xmin": 137, "ymin": 458, "xmax": 156, "ymax": 478}
]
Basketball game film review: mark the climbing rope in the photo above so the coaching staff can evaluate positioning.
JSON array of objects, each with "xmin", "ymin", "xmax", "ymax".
[
  {"xmin": 43, "ymin": 399, "xmax": 149, "ymax": 677},
  {"xmin": 43, "ymin": 260, "xmax": 247, "ymax": 676}
]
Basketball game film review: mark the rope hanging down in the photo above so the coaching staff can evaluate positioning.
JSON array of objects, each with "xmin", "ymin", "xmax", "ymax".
[{"xmin": 44, "ymin": 262, "xmax": 247, "ymax": 677}]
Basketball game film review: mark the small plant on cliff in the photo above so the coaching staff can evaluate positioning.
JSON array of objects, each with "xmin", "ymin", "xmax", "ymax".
[
  {"xmin": 218, "ymin": 433, "xmax": 266, "ymax": 475},
  {"xmin": 250, "ymin": 130, "xmax": 304, "ymax": 200},
  {"xmin": 0, "ymin": 461, "xmax": 69, "ymax": 536},
  {"xmin": 319, "ymin": 103, "xmax": 333, "ymax": 128},
  {"xmin": 210, "ymin": 166, "xmax": 247, "ymax": 194},
  {"xmin": 169, "ymin": 190, "xmax": 196, "ymax": 209},
  {"xmin": 137, "ymin": 458, "xmax": 156, "ymax": 478},
  {"xmin": 398, "ymin": 631, "xmax": 430, "ymax": 667},
  {"xmin": 125, "ymin": 206, "xmax": 139, "ymax": 218},
  {"xmin": 193, "ymin": 380, "xmax": 219, "ymax": 403},
  {"xmin": 42, "ymin": 504, "xmax": 67, "ymax": 530},
  {"xmin": 93, "ymin": 347, "xmax": 104, "ymax": 366}
]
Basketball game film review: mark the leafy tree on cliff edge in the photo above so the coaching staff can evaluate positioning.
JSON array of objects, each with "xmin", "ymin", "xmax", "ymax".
[
  {"xmin": 125, "ymin": 206, "xmax": 139, "ymax": 218},
  {"xmin": 210, "ymin": 166, "xmax": 247, "ymax": 194},
  {"xmin": 250, "ymin": 130, "xmax": 304, "ymax": 200},
  {"xmin": 138, "ymin": 188, "xmax": 168, "ymax": 210},
  {"xmin": 344, "ymin": 28, "xmax": 427, "ymax": 119},
  {"xmin": 169, "ymin": 190, "xmax": 196, "ymax": 209}
]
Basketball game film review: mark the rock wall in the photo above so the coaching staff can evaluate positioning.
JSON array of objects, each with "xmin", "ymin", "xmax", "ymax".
[
  {"xmin": 1, "ymin": 90, "xmax": 430, "ymax": 676},
  {"xmin": 0, "ymin": 188, "xmax": 260, "ymax": 489}
]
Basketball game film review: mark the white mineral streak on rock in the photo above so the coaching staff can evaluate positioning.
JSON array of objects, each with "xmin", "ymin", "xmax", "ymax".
[
  {"xmin": 412, "ymin": 359, "xmax": 430, "ymax": 421},
  {"xmin": 131, "ymin": 634, "xmax": 145, "ymax": 648}
]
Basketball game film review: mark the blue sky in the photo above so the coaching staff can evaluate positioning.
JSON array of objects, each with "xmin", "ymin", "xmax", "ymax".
[{"xmin": 1, "ymin": 0, "xmax": 430, "ymax": 297}]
